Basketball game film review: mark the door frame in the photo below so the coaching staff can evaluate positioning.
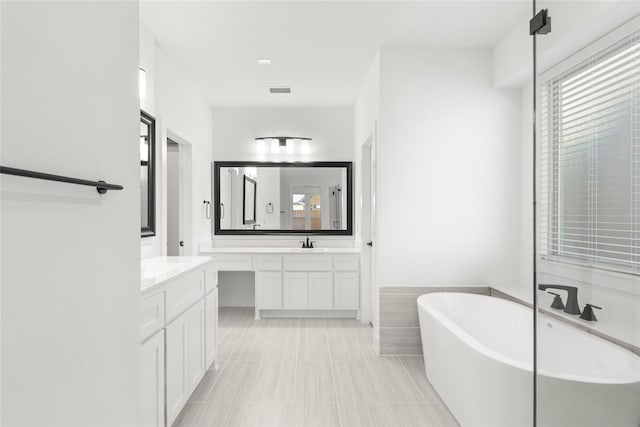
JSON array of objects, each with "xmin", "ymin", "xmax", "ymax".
[{"xmin": 165, "ymin": 129, "xmax": 192, "ymax": 256}]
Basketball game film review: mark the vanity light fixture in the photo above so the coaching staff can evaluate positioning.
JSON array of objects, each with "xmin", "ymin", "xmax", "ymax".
[
  {"xmin": 257, "ymin": 58, "xmax": 272, "ymax": 65},
  {"xmin": 254, "ymin": 137, "xmax": 312, "ymax": 155},
  {"xmin": 139, "ymin": 68, "xmax": 146, "ymax": 100}
]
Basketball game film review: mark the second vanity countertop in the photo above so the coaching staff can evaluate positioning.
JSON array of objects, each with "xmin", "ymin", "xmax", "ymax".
[
  {"xmin": 198, "ymin": 246, "xmax": 362, "ymax": 254},
  {"xmin": 141, "ymin": 256, "xmax": 215, "ymax": 294}
]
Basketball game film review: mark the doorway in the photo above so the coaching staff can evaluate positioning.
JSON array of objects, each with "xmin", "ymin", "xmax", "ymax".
[
  {"xmin": 166, "ymin": 132, "xmax": 192, "ymax": 256},
  {"xmin": 361, "ymin": 127, "xmax": 377, "ymax": 349}
]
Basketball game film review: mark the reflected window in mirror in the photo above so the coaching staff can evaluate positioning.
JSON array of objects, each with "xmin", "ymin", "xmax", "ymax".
[
  {"xmin": 140, "ymin": 110, "xmax": 156, "ymax": 237},
  {"xmin": 213, "ymin": 161, "xmax": 352, "ymax": 236}
]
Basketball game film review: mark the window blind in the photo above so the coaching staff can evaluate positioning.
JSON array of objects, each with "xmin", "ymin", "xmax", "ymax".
[{"xmin": 540, "ymin": 30, "xmax": 640, "ymax": 273}]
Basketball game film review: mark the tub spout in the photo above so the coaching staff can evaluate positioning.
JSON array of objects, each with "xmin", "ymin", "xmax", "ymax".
[{"xmin": 538, "ymin": 284, "xmax": 581, "ymax": 315}]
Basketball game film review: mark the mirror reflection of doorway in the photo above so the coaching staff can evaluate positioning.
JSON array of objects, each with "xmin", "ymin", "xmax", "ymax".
[{"xmin": 291, "ymin": 186, "xmax": 321, "ymax": 230}]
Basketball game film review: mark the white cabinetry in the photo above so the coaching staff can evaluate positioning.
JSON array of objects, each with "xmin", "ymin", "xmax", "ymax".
[
  {"xmin": 283, "ymin": 272, "xmax": 308, "ymax": 309},
  {"xmin": 205, "ymin": 288, "xmax": 218, "ymax": 370},
  {"xmin": 255, "ymin": 254, "xmax": 359, "ymax": 313},
  {"xmin": 256, "ymin": 272, "xmax": 283, "ymax": 309},
  {"xmin": 166, "ymin": 300, "xmax": 205, "ymax": 427},
  {"xmin": 334, "ymin": 272, "xmax": 360, "ymax": 309},
  {"xmin": 140, "ymin": 258, "xmax": 217, "ymax": 427},
  {"xmin": 308, "ymin": 272, "xmax": 333, "ymax": 309},
  {"xmin": 140, "ymin": 332, "xmax": 164, "ymax": 427}
]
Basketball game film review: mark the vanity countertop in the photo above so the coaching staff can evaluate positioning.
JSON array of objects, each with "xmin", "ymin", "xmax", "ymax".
[
  {"xmin": 198, "ymin": 246, "xmax": 362, "ymax": 254},
  {"xmin": 141, "ymin": 256, "xmax": 214, "ymax": 294}
]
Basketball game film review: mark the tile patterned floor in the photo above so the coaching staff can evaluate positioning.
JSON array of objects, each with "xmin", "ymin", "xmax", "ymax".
[{"xmin": 174, "ymin": 308, "xmax": 459, "ymax": 427}]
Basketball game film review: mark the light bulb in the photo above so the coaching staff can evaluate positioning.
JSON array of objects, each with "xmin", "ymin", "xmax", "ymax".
[
  {"xmin": 286, "ymin": 139, "xmax": 294, "ymax": 154},
  {"xmin": 271, "ymin": 139, "xmax": 280, "ymax": 154},
  {"xmin": 301, "ymin": 140, "xmax": 310, "ymax": 155},
  {"xmin": 256, "ymin": 139, "xmax": 266, "ymax": 154}
]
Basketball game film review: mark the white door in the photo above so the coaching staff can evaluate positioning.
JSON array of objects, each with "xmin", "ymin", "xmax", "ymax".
[
  {"xmin": 283, "ymin": 272, "xmax": 308, "ymax": 309},
  {"xmin": 140, "ymin": 332, "xmax": 164, "ymax": 427},
  {"xmin": 308, "ymin": 272, "xmax": 333, "ymax": 309},
  {"xmin": 334, "ymin": 273, "xmax": 360, "ymax": 310},
  {"xmin": 256, "ymin": 272, "xmax": 283, "ymax": 309},
  {"xmin": 205, "ymin": 289, "xmax": 218, "ymax": 371},
  {"xmin": 166, "ymin": 313, "xmax": 188, "ymax": 426},
  {"xmin": 361, "ymin": 130, "xmax": 377, "ymax": 331}
]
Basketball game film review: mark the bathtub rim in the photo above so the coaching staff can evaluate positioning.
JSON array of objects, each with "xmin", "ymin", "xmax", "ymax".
[{"xmin": 417, "ymin": 292, "xmax": 640, "ymax": 385}]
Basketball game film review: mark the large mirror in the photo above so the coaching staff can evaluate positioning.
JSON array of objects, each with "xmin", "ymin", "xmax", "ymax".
[
  {"xmin": 140, "ymin": 110, "xmax": 156, "ymax": 237},
  {"xmin": 214, "ymin": 161, "xmax": 352, "ymax": 235}
]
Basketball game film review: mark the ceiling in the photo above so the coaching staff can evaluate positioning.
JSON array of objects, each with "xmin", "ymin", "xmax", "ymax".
[{"xmin": 141, "ymin": 1, "xmax": 530, "ymax": 107}]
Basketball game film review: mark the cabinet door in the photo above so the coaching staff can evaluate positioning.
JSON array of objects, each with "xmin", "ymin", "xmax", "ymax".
[
  {"xmin": 166, "ymin": 313, "xmax": 187, "ymax": 426},
  {"xmin": 186, "ymin": 300, "xmax": 206, "ymax": 395},
  {"xmin": 166, "ymin": 300, "xmax": 205, "ymax": 426},
  {"xmin": 256, "ymin": 272, "xmax": 282, "ymax": 309},
  {"xmin": 334, "ymin": 273, "xmax": 360, "ymax": 310},
  {"xmin": 308, "ymin": 272, "xmax": 333, "ymax": 309},
  {"xmin": 140, "ymin": 332, "xmax": 164, "ymax": 427},
  {"xmin": 205, "ymin": 289, "xmax": 218, "ymax": 371},
  {"xmin": 283, "ymin": 272, "xmax": 308, "ymax": 309}
]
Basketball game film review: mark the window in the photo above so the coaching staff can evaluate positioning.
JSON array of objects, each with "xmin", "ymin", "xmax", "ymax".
[{"xmin": 540, "ymin": 31, "xmax": 640, "ymax": 273}]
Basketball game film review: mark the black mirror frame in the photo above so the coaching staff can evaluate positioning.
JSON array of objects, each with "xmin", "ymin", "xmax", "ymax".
[
  {"xmin": 242, "ymin": 175, "xmax": 257, "ymax": 225},
  {"xmin": 140, "ymin": 109, "xmax": 156, "ymax": 238},
  {"xmin": 213, "ymin": 161, "xmax": 353, "ymax": 236}
]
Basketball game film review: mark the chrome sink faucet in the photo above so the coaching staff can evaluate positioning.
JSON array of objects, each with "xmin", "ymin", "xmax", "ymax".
[{"xmin": 538, "ymin": 284, "xmax": 581, "ymax": 315}]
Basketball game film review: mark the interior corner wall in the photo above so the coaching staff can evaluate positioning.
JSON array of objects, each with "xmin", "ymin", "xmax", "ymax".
[
  {"xmin": 376, "ymin": 47, "xmax": 522, "ymax": 289},
  {"xmin": 139, "ymin": 24, "xmax": 214, "ymax": 258},
  {"xmin": 1, "ymin": 2, "xmax": 140, "ymax": 425}
]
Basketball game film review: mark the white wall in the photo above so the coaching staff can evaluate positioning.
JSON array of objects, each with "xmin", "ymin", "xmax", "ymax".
[
  {"xmin": 493, "ymin": 1, "xmax": 640, "ymax": 88},
  {"xmin": 1, "ymin": 2, "xmax": 140, "ymax": 425},
  {"xmin": 140, "ymin": 24, "xmax": 214, "ymax": 258},
  {"xmin": 209, "ymin": 107, "xmax": 355, "ymax": 247},
  {"xmin": 375, "ymin": 47, "xmax": 522, "ymax": 289}
]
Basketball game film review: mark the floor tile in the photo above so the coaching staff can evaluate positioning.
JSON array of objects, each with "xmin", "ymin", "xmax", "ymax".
[
  {"xmin": 304, "ymin": 403, "xmax": 341, "ymax": 427},
  {"xmin": 240, "ymin": 402, "xmax": 304, "ymax": 427},
  {"xmin": 383, "ymin": 403, "xmax": 442, "ymax": 427},
  {"xmin": 368, "ymin": 357, "xmax": 423, "ymax": 402},
  {"xmin": 194, "ymin": 402, "xmax": 246, "ymax": 427},
  {"xmin": 338, "ymin": 402, "xmax": 391, "ymax": 427},
  {"xmin": 297, "ymin": 332, "xmax": 330, "ymax": 361},
  {"xmin": 249, "ymin": 361, "xmax": 297, "ymax": 402},
  {"xmin": 328, "ymin": 333, "xmax": 366, "ymax": 361},
  {"xmin": 208, "ymin": 361, "xmax": 260, "ymax": 402},
  {"xmin": 333, "ymin": 361, "xmax": 382, "ymax": 402},
  {"xmin": 294, "ymin": 361, "xmax": 336, "ymax": 402}
]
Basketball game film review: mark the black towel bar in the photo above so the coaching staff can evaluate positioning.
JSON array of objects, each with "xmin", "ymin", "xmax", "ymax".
[{"xmin": 0, "ymin": 166, "xmax": 124, "ymax": 194}]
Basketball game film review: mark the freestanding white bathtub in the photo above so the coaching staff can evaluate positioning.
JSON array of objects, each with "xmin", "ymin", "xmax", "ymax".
[{"xmin": 417, "ymin": 293, "xmax": 640, "ymax": 427}]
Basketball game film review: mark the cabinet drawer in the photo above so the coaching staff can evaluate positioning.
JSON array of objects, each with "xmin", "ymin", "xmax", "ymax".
[
  {"xmin": 210, "ymin": 255, "xmax": 253, "ymax": 271},
  {"xmin": 283, "ymin": 255, "xmax": 332, "ymax": 271},
  {"xmin": 165, "ymin": 271, "xmax": 205, "ymax": 322},
  {"xmin": 256, "ymin": 255, "xmax": 283, "ymax": 271},
  {"xmin": 334, "ymin": 255, "xmax": 360, "ymax": 272},
  {"xmin": 140, "ymin": 292, "xmax": 165, "ymax": 341},
  {"xmin": 205, "ymin": 266, "xmax": 218, "ymax": 293}
]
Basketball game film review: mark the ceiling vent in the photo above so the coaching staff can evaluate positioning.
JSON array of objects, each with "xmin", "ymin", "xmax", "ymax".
[{"xmin": 269, "ymin": 87, "xmax": 292, "ymax": 94}]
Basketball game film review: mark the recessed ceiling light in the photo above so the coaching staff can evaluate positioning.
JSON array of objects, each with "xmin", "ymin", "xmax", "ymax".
[{"xmin": 257, "ymin": 58, "xmax": 272, "ymax": 65}]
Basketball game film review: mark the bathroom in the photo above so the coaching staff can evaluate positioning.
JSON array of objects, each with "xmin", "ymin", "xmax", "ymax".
[{"xmin": 1, "ymin": 1, "xmax": 639, "ymax": 426}]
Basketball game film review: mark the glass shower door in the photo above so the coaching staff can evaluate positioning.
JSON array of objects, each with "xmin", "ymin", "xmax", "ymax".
[{"xmin": 533, "ymin": 2, "xmax": 640, "ymax": 425}]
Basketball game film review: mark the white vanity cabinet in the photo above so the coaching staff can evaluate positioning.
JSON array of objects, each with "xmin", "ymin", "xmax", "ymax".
[
  {"xmin": 140, "ymin": 257, "xmax": 218, "ymax": 427},
  {"xmin": 252, "ymin": 253, "xmax": 360, "ymax": 314},
  {"xmin": 140, "ymin": 331, "xmax": 164, "ymax": 427},
  {"xmin": 166, "ymin": 300, "xmax": 205, "ymax": 427}
]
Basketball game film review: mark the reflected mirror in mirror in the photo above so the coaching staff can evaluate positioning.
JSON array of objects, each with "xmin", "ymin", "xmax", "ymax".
[
  {"xmin": 140, "ymin": 110, "xmax": 156, "ymax": 237},
  {"xmin": 214, "ymin": 162, "xmax": 352, "ymax": 235}
]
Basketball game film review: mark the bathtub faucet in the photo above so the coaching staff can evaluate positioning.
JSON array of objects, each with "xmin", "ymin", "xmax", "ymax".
[{"xmin": 537, "ymin": 284, "xmax": 581, "ymax": 315}]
